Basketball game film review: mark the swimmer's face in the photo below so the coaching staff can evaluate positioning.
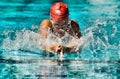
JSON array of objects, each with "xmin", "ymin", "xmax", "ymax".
[{"xmin": 51, "ymin": 17, "xmax": 69, "ymax": 26}]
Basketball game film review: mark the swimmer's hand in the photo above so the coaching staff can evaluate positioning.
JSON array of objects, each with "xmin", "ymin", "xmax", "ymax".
[
  {"xmin": 55, "ymin": 44, "xmax": 75, "ymax": 55},
  {"xmin": 46, "ymin": 43, "xmax": 76, "ymax": 56},
  {"xmin": 55, "ymin": 44, "xmax": 63, "ymax": 56},
  {"xmin": 45, "ymin": 43, "xmax": 63, "ymax": 55}
]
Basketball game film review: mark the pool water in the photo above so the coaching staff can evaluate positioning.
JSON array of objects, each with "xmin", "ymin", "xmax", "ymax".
[{"xmin": 0, "ymin": 0, "xmax": 120, "ymax": 79}]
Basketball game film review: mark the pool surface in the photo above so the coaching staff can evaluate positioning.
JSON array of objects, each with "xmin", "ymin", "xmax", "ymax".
[{"xmin": 0, "ymin": 0, "xmax": 120, "ymax": 79}]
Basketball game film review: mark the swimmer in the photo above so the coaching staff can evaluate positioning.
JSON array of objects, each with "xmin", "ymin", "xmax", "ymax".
[{"xmin": 39, "ymin": 2, "xmax": 82, "ymax": 56}]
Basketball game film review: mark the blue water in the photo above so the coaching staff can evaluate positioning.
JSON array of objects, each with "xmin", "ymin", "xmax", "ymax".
[{"xmin": 0, "ymin": 0, "xmax": 120, "ymax": 79}]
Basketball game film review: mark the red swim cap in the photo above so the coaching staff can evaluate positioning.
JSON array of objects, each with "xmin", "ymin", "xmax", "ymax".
[{"xmin": 50, "ymin": 2, "xmax": 69, "ymax": 21}]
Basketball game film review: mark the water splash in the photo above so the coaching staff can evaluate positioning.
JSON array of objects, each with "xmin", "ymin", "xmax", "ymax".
[
  {"xmin": 2, "ymin": 27, "xmax": 83, "ymax": 53},
  {"xmin": 1, "ymin": 20, "xmax": 120, "ymax": 61},
  {"xmin": 80, "ymin": 19, "xmax": 120, "ymax": 60},
  {"xmin": 0, "ymin": 20, "xmax": 119, "ymax": 79},
  {"xmin": 2, "ymin": 29, "xmax": 43, "ymax": 51}
]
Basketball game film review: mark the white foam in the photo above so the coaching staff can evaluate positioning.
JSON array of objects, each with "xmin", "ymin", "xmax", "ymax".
[{"xmin": 1, "ymin": 20, "xmax": 119, "ymax": 60}]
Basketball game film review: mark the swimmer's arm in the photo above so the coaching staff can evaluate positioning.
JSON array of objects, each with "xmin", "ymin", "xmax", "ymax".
[{"xmin": 39, "ymin": 19, "xmax": 52, "ymax": 38}]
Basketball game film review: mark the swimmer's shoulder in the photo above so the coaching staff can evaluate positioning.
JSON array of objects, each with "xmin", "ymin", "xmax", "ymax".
[
  {"xmin": 39, "ymin": 19, "xmax": 52, "ymax": 38},
  {"xmin": 40, "ymin": 19, "xmax": 52, "ymax": 29},
  {"xmin": 71, "ymin": 20, "xmax": 79, "ymax": 26},
  {"xmin": 71, "ymin": 20, "xmax": 82, "ymax": 38}
]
